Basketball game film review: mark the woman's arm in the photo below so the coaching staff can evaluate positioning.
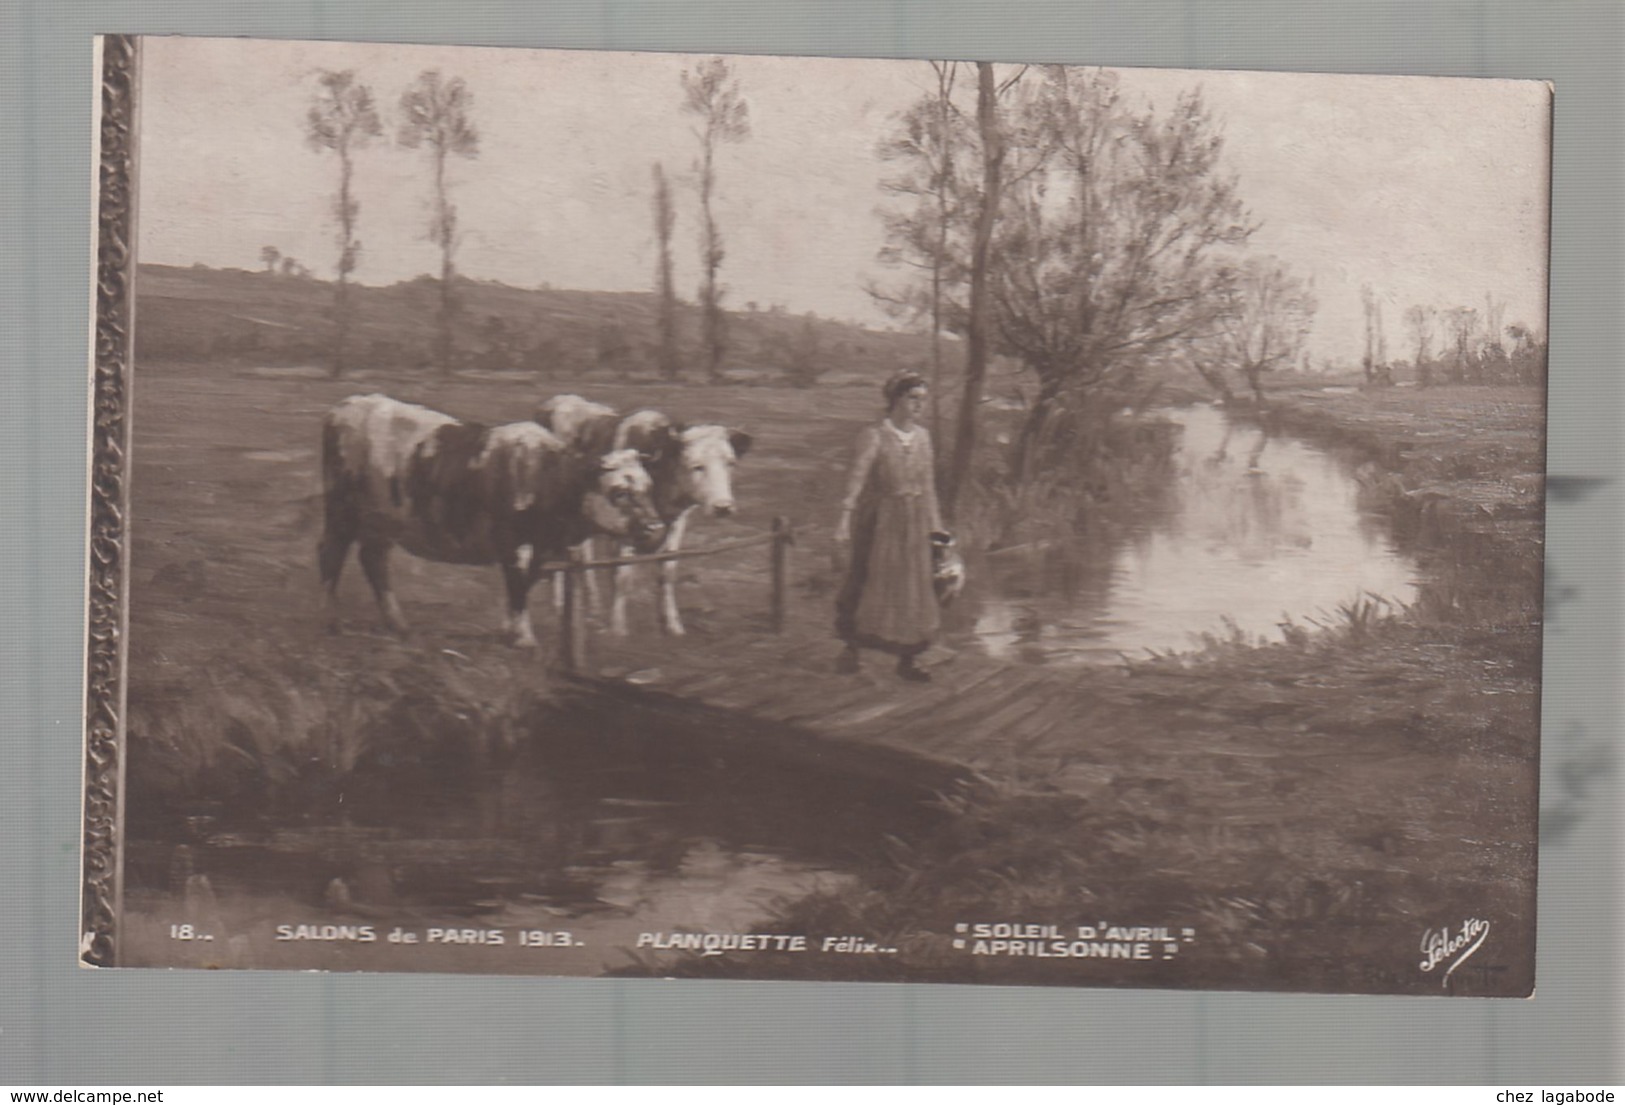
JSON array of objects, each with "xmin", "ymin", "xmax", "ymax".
[
  {"xmin": 836, "ymin": 426, "xmax": 881, "ymax": 541},
  {"xmin": 923, "ymin": 430, "xmax": 945, "ymax": 533},
  {"xmin": 841, "ymin": 426, "xmax": 881, "ymax": 511}
]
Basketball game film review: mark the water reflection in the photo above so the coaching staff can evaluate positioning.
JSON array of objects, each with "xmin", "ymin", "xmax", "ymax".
[
  {"xmin": 124, "ymin": 707, "xmax": 939, "ymax": 972},
  {"xmin": 963, "ymin": 405, "xmax": 1420, "ymax": 664}
]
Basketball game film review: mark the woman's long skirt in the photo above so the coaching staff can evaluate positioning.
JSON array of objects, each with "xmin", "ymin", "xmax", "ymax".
[{"xmin": 835, "ymin": 492, "xmax": 939, "ymax": 655}]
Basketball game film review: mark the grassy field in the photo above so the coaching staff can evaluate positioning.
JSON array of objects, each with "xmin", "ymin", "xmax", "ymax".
[{"xmin": 121, "ymin": 355, "xmax": 1543, "ymax": 994}]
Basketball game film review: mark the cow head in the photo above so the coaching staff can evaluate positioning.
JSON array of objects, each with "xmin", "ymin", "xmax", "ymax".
[
  {"xmin": 673, "ymin": 424, "xmax": 753, "ymax": 519},
  {"xmin": 582, "ymin": 448, "xmax": 667, "ymax": 553}
]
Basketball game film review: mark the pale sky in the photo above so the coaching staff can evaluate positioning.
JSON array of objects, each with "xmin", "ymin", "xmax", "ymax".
[{"xmin": 135, "ymin": 36, "xmax": 1551, "ymax": 365}]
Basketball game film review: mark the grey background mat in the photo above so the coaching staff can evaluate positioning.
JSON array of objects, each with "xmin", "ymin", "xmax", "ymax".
[{"xmin": 2, "ymin": 0, "xmax": 1619, "ymax": 1085}]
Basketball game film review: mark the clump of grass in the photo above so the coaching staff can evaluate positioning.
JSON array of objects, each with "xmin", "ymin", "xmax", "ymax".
[
  {"xmin": 127, "ymin": 651, "xmax": 540, "ymax": 815},
  {"xmin": 1302, "ymin": 592, "xmax": 1402, "ymax": 643}
]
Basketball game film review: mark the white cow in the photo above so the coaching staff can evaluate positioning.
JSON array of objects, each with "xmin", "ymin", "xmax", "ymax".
[{"xmin": 536, "ymin": 394, "xmax": 753, "ymax": 635}]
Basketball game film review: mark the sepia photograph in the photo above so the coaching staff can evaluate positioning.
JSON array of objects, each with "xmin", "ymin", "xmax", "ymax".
[{"xmin": 85, "ymin": 33, "xmax": 1550, "ymax": 995}]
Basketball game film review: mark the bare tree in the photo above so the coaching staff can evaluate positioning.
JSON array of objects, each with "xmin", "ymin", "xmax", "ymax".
[
  {"xmin": 875, "ymin": 62, "xmax": 1036, "ymax": 512},
  {"xmin": 1404, "ymin": 304, "xmax": 1436, "ymax": 387},
  {"xmin": 398, "ymin": 70, "xmax": 480, "ymax": 375},
  {"xmin": 873, "ymin": 61, "xmax": 974, "ymax": 442},
  {"xmin": 1480, "ymin": 292, "xmax": 1509, "ymax": 383},
  {"xmin": 260, "ymin": 245, "xmax": 282, "ymax": 274},
  {"xmin": 305, "ymin": 69, "xmax": 382, "ymax": 376},
  {"xmin": 1214, "ymin": 258, "xmax": 1317, "ymax": 407},
  {"xmin": 652, "ymin": 162, "xmax": 682, "ymax": 381},
  {"xmin": 681, "ymin": 57, "xmax": 751, "ymax": 383}
]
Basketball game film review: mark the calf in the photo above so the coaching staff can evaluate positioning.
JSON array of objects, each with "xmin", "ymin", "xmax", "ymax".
[
  {"xmin": 319, "ymin": 393, "xmax": 666, "ymax": 648},
  {"xmin": 535, "ymin": 394, "xmax": 752, "ymax": 635}
]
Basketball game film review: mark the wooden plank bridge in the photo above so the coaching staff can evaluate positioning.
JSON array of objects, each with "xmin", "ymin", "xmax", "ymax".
[
  {"xmin": 556, "ymin": 628, "xmax": 1102, "ymax": 801},
  {"xmin": 536, "ymin": 516, "xmax": 1123, "ymax": 801}
]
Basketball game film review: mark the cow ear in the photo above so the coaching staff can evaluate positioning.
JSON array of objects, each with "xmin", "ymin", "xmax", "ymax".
[
  {"xmin": 729, "ymin": 429, "xmax": 754, "ymax": 459},
  {"xmin": 642, "ymin": 423, "xmax": 679, "ymax": 465}
]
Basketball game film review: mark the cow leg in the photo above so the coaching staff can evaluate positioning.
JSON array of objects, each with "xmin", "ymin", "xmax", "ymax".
[
  {"xmin": 656, "ymin": 509, "xmax": 693, "ymax": 636},
  {"xmin": 357, "ymin": 538, "xmax": 408, "ymax": 634},
  {"xmin": 582, "ymin": 536, "xmax": 604, "ymax": 616},
  {"xmin": 317, "ymin": 527, "xmax": 355, "ymax": 633},
  {"xmin": 501, "ymin": 562, "xmax": 539, "ymax": 649},
  {"xmin": 608, "ymin": 550, "xmax": 633, "ymax": 636}
]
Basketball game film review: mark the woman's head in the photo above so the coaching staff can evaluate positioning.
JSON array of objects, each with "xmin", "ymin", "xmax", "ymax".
[{"xmin": 882, "ymin": 371, "xmax": 928, "ymax": 419}]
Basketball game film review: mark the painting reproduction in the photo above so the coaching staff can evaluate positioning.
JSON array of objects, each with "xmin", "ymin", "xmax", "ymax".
[{"xmin": 84, "ymin": 35, "xmax": 1550, "ymax": 995}]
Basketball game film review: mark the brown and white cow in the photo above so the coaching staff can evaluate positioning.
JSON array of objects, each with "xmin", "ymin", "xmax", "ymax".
[
  {"xmin": 535, "ymin": 394, "xmax": 752, "ymax": 636},
  {"xmin": 319, "ymin": 393, "xmax": 666, "ymax": 648}
]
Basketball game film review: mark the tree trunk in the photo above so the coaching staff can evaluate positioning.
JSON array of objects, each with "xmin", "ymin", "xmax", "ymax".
[
  {"xmin": 331, "ymin": 149, "xmax": 354, "ymax": 378},
  {"xmin": 1245, "ymin": 366, "xmax": 1267, "ymax": 407},
  {"xmin": 439, "ymin": 254, "xmax": 453, "ymax": 375},
  {"xmin": 944, "ymin": 62, "xmax": 1003, "ymax": 519},
  {"xmin": 654, "ymin": 165, "xmax": 680, "ymax": 381},
  {"xmin": 1012, "ymin": 373, "xmax": 1062, "ymax": 486},
  {"xmin": 699, "ymin": 137, "xmax": 724, "ymax": 384},
  {"xmin": 435, "ymin": 143, "xmax": 454, "ymax": 376},
  {"xmin": 1191, "ymin": 360, "xmax": 1235, "ymax": 406},
  {"xmin": 332, "ymin": 278, "xmax": 350, "ymax": 379}
]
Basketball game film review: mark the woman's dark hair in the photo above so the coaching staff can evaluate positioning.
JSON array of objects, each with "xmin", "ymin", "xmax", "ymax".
[{"xmin": 882, "ymin": 370, "xmax": 927, "ymax": 407}]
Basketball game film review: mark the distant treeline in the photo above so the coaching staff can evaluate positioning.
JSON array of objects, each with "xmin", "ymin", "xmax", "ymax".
[
  {"xmin": 1362, "ymin": 293, "xmax": 1547, "ymax": 389},
  {"xmin": 134, "ymin": 263, "xmax": 931, "ymax": 386}
]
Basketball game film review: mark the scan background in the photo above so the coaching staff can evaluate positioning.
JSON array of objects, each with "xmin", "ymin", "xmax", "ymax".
[{"xmin": 2, "ymin": 0, "xmax": 1618, "ymax": 1084}]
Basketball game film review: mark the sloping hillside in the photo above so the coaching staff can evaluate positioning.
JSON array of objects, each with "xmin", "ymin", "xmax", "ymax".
[{"xmin": 135, "ymin": 264, "xmax": 938, "ymax": 385}]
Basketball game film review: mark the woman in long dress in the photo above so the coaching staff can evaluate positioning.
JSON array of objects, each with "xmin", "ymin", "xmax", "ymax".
[{"xmin": 834, "ymin": 371, "xmax": 946, "ymax": 682}]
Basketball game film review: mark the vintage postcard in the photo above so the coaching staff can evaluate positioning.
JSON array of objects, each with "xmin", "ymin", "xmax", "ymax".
[{"xmin": 84, "ymin": 34, "xmax": 1549, "ymax": 994}]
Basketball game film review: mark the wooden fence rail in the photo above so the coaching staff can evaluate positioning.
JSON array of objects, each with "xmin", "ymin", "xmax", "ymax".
[{"xmin": 554, "ymin": 515, "xmax": 794, "ymax": 673}]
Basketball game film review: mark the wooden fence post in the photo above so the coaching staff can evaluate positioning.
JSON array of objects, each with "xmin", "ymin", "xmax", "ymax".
[
  {"xmin": 558, "ymin": 547, "xmax": 587, "ymax": 673},
  {"xmin": 770, "ymin": 515, "xmax": 791, "ymax": 633}
]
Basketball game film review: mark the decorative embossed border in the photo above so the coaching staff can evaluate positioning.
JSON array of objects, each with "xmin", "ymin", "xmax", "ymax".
[{"xmin": 82, "ymin": 33, "xmax": 138, "ymax": 968}]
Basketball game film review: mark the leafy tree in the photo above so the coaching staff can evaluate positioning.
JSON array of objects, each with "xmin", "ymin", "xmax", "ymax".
[
  {"xmin": 1404, "ymin": 304, "xmax": 1436, "ymax": 387},
  {"xmin": 782, "ymin": 313, "xmax": 827, "ymax": 388},
  {"xmin": 594, "ymin": 321, "xmax": 633, "ymax": 378},
  {"xmin": 993, "ymin": 68, "xmax": 1253, "ymax": 480},
  {"xmin": 1505, "ymin": 323, "xmax": 1547, "ymax": 385},
  {"xmin": 1479, "ymin": 293, "xmax": 1509, "ymax": 383},
  {"xmin": 306, "ymin": 69, "xmax": 383, "ymax": 376},
  {"xmin": 1360, "ymin": 284, "xmax": 1392, "ymax": 386},
  {"xmin": 399, "ymin": 70, "xmax": 480, "ymax": 374},
  {"xmin": 1442, "ymin": 306, "xmax": 1479, "ymax": 384},
  {"xmin": 652, "ymin": 162, "xmax": 682, "ymax": 380},
  {"xmin": 680, "ymin": 57, "xmax": 751, "ymax": 383}
]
